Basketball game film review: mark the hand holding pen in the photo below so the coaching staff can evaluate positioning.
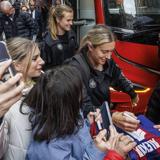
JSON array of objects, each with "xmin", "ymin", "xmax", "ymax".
[{"xmin": 112, "ymin": 111, "xmax": 140, "ymax": 132}]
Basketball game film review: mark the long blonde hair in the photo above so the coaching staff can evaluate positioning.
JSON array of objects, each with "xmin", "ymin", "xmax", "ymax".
[
  {"xmin": 48, "ymin": 4, "xmax": 73, "ymax": 40},
  {"xmin": 7, "ymin": 37, "xmax": 37, "ymax": 81},
  {"xmin": 80, "ymin": 25, "xmax": 116, "ymax": 50}
]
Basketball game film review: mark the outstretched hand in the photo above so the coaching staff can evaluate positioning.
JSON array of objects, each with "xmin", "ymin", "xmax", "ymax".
[
  {"xmin": 94, "ymin": 125, "xmax": 136, "ymax": 158},
  {"xmin": 112, "ymin": 111, "xmax": 140, "ymax": 132}
]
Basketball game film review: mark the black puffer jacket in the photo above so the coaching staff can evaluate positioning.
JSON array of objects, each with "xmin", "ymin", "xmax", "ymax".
[
  {"xmin": 41, "ymin": 30, "xmax": 78, "ymax": 70},
  {"xmin": 146, "ymin": 81, "xmax": 160, "ymax": 124},
  {"xmin": 68, "ymin": 48, "xmax": 137, "ymax": 117},
  {"xmin": 0, "ymin": 12, "xmax": 38, "ymax": 39}
]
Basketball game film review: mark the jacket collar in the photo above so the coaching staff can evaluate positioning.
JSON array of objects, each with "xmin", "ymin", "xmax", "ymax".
[{"xmin": 45, "ymin": 30, "xmax": 75, "ymax": 46}]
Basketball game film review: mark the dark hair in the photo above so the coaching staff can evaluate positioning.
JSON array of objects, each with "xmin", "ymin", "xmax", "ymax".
[{"xmin": 22, "ymin": 65, "xmax": 83, "ymax": 142}]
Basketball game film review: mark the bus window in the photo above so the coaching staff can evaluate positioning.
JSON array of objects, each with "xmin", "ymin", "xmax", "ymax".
[{"xmin": 103, "ymin": 0, "xmax": 160, "ymax": 45}]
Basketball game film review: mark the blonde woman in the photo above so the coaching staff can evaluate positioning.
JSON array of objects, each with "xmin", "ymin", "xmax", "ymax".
[
  {"xmin": 69, "ymin": 25, "xmax": 140, "ymax": 132},
  {"xmin": 41, "ymin": 4, "xmax": 78, "ymax": 70},
  {"xmin": 0, "ymin": 37, "xmax": 44, "ymax": 160}
]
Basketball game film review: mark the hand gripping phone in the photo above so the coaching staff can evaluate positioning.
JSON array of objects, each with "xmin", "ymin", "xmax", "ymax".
[
  {"xmin": 0, "ymin": 41, "xmax": 17, "ymax": 83},
  {"xmin": 94, "ymin": 101, "xmax": 113, "ymax": 140},
  {"xmin": 101, "ymin": 101, "xmax": 113, "ymax": 140}
]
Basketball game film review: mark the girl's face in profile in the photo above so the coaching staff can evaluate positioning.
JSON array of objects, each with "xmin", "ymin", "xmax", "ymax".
[
  {"xmin": 27, "ymin": 46, "xmax": 44, "ymax": 79},
  {"xmin": 18, "ymin": 46, "xmax": 45, "ymax": 80}
]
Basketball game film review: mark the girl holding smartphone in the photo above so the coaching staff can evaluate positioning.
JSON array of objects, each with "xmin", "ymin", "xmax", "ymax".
[{"xmin": 0, "ymin": 37, "xmax": 44, "ymax": 160}]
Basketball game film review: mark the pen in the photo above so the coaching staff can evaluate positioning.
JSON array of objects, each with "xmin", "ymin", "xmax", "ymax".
[{"xmin": 123, "ymin": 112, "xmax": 137, "ymax": 120}]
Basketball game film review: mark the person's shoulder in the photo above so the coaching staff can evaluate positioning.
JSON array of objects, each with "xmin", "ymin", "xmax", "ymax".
[
  {"xmin": 4, "ymin": 100, "xmax": 21, "ymax": 116},
  {"xmin": 4, "ymin": 99, "xmax": 30, "ymax": 120},
  {"xmin": 28, "ymin": 135, "xmax": 75, "ymax": 159},
  {"xmin": 3, "ymin": 100, "xmax": 20, "ymax": 122},
  {"xmin": 44, "ymin": 32, "xmax": 59, "ymax": 46},
  {"xmin": 64, "ymin": 53, "xmax": 83, "ymax": 66},
  {"xmin": 19, "ymin": 12, "xmax": 31, "ymax": 19}
]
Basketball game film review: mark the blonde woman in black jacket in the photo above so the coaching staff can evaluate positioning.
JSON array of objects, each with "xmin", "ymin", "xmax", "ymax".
[
  {"xmin": 41, "ymin": 4, "xmax": 78, "ymax": 70},
  {"xmin": 69, "ymin": 25, "xmax": 140, "ymax": 132}
]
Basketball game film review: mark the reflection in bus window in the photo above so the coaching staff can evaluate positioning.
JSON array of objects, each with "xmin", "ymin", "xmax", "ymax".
[
  {"xmin": 103, "ymin": 0, "xmax": 160, "ymax": 44},
  {"xmin": 123, "ymin": 0, "xmax": 136, "ymax": 16}
]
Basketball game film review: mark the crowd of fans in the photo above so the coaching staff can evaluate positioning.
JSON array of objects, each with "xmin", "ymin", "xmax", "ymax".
[{"xmin": 0, "ymin": 0, "xmax": 160, "ymax": 160}]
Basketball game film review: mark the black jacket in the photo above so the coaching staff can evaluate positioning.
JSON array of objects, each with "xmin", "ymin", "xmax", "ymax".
[
  {"xmin": 0, "ymin": 12, "xmax": 38, "ymax": 40},
  {"xmin": 30, "ymin": 9, "xmax": 44, "ymax": 41},
  {"xmin": 41, "ymin": 30, "xmax": 78, "ymax": 70},
  {"xmin": 68, "ymin": 48, "xmax": 137, "ymax": 117},
  {"xmin": 146, "ymin": 81, "xmax": 160, "ymax": 124}
]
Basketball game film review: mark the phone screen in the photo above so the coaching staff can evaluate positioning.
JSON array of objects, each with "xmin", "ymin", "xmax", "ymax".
[
  {"xmin": 0, "ymin": 41, "xmax": 16, "ymax": 83},
  {"xmin": 93, "ymin": 102, "xmax": 113, "ymax": 140},
  {"xmin": 101, "ymin": 101, "xmax": 113, "ymax": 130},
  {"xmin": 0, "ymin": 41, "xmax": 10, "ymax": 61}
]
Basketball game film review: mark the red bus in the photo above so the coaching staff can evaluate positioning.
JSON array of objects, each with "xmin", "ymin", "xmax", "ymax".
[{"xmin": 57, "ymin": 0, "xmax": 160, "ymax": 114}]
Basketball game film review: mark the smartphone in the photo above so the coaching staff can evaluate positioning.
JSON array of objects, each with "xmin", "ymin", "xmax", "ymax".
[
  {"xmin": 0, "ymin": 41, "xmax": 16, "ymax": 83},
  {"xmin": 95, "ymin": 101, "xmax": 113, "ymax": 140},
  {"xmin": 101, "ymin": 101, "xmax": 113, "ymax": 129}
]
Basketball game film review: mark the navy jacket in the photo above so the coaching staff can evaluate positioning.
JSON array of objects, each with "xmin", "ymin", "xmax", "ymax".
[
  {"xmin": 41, "ymin": 30, "xmax": 78, "ymax": 70},
  {"xmin": 68, "ymin": 48, "xmax": 137, "ymax": 117},
  {"xmin": 0, "ymin": 12, "xmax": 38, "ymax": 40}
]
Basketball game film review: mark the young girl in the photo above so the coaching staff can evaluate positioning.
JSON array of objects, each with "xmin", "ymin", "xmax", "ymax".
[
  {"xmin": 0, "ymin": 37, "xmax": 44, "ymax": 160},
  {"xmin": 24, "ymin": 65, "xmax": 136, "ymax": 160}
]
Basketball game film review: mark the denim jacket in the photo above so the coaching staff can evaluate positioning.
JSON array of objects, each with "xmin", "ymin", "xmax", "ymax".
[{"xmin": 26, "ymin": 120, "xmax": 105, "ymax": 160}]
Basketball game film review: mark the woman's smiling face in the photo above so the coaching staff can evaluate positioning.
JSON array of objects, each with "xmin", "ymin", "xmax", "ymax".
[{"xmin": 89, "ymin": 41, "xmax": 115, "ymax": 66}]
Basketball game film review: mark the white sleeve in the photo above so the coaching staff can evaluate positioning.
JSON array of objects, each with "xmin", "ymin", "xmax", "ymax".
[{"xmin": 0, "ymin": 119, "xmax": 9, "ymax": 158}]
